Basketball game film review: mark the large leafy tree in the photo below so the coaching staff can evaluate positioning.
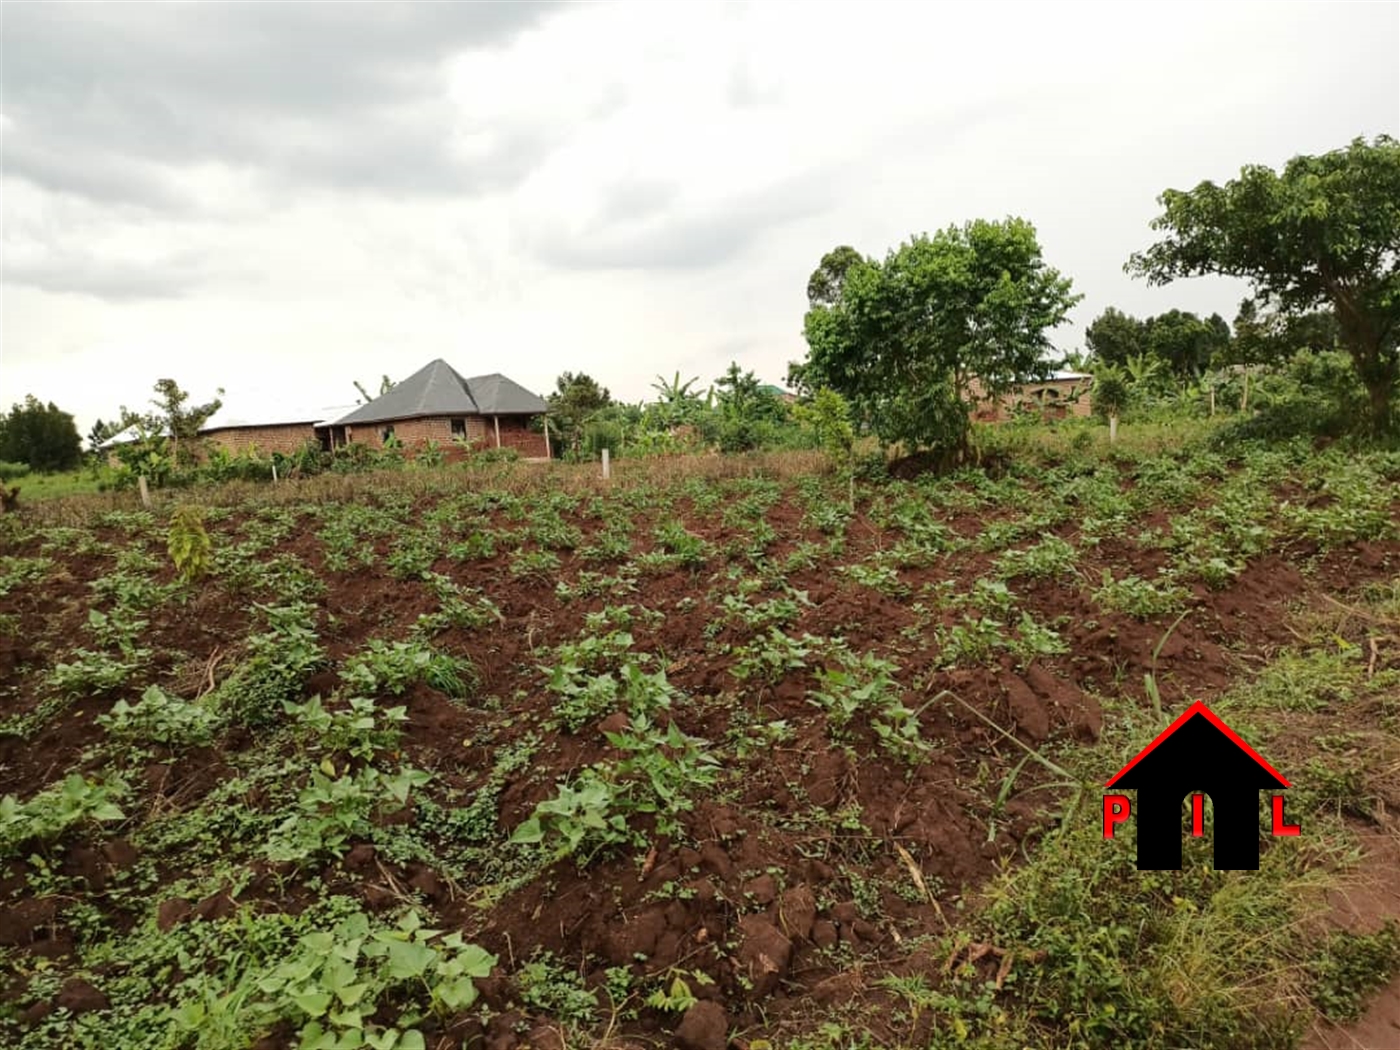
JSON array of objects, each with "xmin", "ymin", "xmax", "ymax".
[
  {"xmin": 0, "ymin": 396, "xmax": 83, "ymax": 472},
  {"xmin": 1143, "ymin": 309, "xmax": 1231, "ymax": 380},
  {"xmin": 1084, "ymin": 306, "xmax": 1231, "ymax": 379},
  {"xmin": 1084, "ymin": 307, "xmax": 1146, "ymax": 368},
  {"xmin": 806, "ymin": 245, "xmax": 865, "ymax": 309},
  {"xmin": 1128, "ymin": 135, "xmax": 1400, "ymax": 431},
  {"xmin": 800, "ymin": 219, "xmax": 1080, "ymax": 456}
]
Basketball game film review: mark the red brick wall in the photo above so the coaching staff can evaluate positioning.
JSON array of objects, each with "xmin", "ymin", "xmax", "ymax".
[
  {"xmin": 493, "ymin": 415, "xmax": 548, "ymax": 458},
  {"xmin": 969, "ymin": 379, "xmax": 1093, "ymax": 423},
  {"xmin": 343, "ymin": 415, "xmax": 546, "ymax": 458},
  {"xmin": 202, "ymin": 424, "xmax": 319, "ymax": 457}
]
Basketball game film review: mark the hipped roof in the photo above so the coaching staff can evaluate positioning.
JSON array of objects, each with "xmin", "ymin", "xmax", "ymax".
[{"xmin": 332, "ymin": 360, "xmax": 549, "ymax": 426}]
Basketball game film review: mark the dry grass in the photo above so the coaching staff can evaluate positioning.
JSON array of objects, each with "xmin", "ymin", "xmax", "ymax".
[{"xmin": 16, "ymin": 448, "xmax": 837, "ymax": 526}]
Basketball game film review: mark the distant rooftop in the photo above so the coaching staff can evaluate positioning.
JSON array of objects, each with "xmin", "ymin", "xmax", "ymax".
[{"xmin": 332, "ymin": 359, "xmax": 549, "ymax": 426}]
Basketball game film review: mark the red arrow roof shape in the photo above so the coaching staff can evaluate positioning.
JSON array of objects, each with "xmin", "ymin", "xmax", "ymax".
[{"xmin": 1105, "ymin": 700, "xmax": 1290, "ymax": 789}]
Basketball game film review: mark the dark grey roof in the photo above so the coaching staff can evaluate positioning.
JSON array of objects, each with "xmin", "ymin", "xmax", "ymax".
[{"xmin": 332, "ymin": 360, "xmax": 549, "ymax": 426}]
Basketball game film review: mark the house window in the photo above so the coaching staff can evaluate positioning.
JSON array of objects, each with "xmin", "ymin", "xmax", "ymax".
[
  {"xmin": 451, "ymin": 419, "xmax": 466, "ymax": 437},
  {"xmin": 382, "ymin": 425, "xmax": 395, "ymax": 444}
]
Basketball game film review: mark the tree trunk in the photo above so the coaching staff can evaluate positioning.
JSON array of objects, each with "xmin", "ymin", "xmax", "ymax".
[
  {"xmin": 1109, "ymin": 413, "xmax": 1119, "ymax": 444},
  {"xmin": 1365, "ymin": 372, "xmax": 1394, "ymax": 434},
  {"xmin": 1240, "ymin": 368, "xmax": 1249, "ymax": 412}
]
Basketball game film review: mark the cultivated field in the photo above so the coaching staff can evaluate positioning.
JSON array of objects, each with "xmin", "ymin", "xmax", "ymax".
[{"xmin": 2, "ymin": 430, "xmax": 1398, "ymax": 1050}]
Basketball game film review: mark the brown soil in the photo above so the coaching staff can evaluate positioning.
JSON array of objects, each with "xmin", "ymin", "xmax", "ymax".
[{"xmin": 2, "ymin": 471, "xmax": 1398, "ymax": 1047}]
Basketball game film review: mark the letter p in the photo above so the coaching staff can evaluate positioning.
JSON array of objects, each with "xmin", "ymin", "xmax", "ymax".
[{"xmin": 1103, "ymin": 794, "xmax": 1131, "ymax": 838}]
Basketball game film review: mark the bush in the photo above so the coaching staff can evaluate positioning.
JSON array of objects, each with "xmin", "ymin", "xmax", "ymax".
[
  {"xmin": 0, "ymin": 461, "xmax": 27, "ymax": 482},
  {"xmin": 475, "ymin": 447, "xmax": 521, "ymax": 464},
  {"xmin": 582, "ymin": 420, "xmax": 625, "ymax": 460},
  {"xmin": 1215, "ymin": 350, "xmax": 1369, "ymax": 445}
]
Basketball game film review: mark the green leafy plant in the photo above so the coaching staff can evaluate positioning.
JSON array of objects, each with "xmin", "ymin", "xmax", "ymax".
[
  {"xmin": 995, "ymin": 536, "xmax": 1079, "ymax": 580},
  {"xmin": 809, "ymin": 651, "xmax": 929, "ymax": 763},
  {"xmin": 1, "ymin": 774, "xmax": 127, "ymax": 858},
  {"xmin": 167, "ymin": 504, "xmax": 213, "ymax": 584},
  {"xmin": 100, "ymin": 685, "xmax": 222, "ymax": 748},
  {"xmin": 285, "ymin": 695, "xmax": 408, "ymax": 761},
  {"xmin": 233, "ymin": 909, "xmax": 496, "ymax": 1049},
  {"xmin": 214, "ymin": 601, "xmax": 326, "ymax": 727},
  {"xmin": 1093, "ymin": 570, "xmax": 1192, "ymax": 620},
  {"xmin": 0, "ymin": 554, "xmax": 53, "ymax": 597},
  {"xmin": 266, "ymin": 765, "xmax": 431, "ymax": 865},
  {"xmin": 340, "ymin": 639, "xmax": 477, "ymax": 700},
  {"xmin": 1309, "ymin": 922, "xmax": 1400, "ymax": 1022},
  {"xmin": 731, "ymin": 627, "xmax": 823, "ymax": 685},
  {"xmin": 509, "ymin": 548, "xmax": 562, "ymax": 579},
  {"xmin": 509, "ymin": 772, "xmax": 631, "ymax": 864}
]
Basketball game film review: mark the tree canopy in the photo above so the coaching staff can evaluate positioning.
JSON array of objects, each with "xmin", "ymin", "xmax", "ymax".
[
  {"xmin": 712, "ymin": 362, "xmax": 784, "ymax": 452},
  {"xmin": 0, "ymin": 396, "xmax": 83, "ymax": 473},
  {"xmin": 1084, "ymin": 307, "xmax": 1231, "ymax": 379},
  {"xmin": 547, "ymin": 372, "xmax": 613, "ymax": 457},
  {"xmin": 1127, "ymin": 135, "xmax": 1400, "ymax": 430},
  {"xmin": 806, "ymin": 245, "xmax": 865, "ymax": 309},
  {"xmin": 799, "ymin": 219, "xmax": 1080, "ymax": 455}
]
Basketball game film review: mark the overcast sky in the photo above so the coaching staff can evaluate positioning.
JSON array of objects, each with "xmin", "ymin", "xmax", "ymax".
[{"xmin": 2, "ymin": 0, "xmax": 1397, "ymax": 436}]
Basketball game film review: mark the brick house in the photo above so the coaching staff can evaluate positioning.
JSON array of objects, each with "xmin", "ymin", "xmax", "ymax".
[
  {"xmin": 328, "ymin": 359, "xmax": 551, "ymax": 458},
  {"xmin": 203, "ymin": 403, "xmax": 356, "ymax": 457},
  {"xmin": 98, "ymin": 402, "xmax": 352, "ymax": 463},
  {"xmin": 970, "ymin": 370, "xmax": 1093, "ymax": 423}
]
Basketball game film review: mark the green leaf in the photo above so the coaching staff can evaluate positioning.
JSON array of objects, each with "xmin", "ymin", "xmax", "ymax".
[
  {"xmin": 292, "ymin": 988, "xmax": 333, "ymax": 1018},
  {"xmin": 434, "ymin": 976, "xmax": 480, "ymax": 1010},
  {"xmin": 456, "ymin": 944, "xmax": 497, "ymax": 978},
  {"xmin": 382, "ymin": 937, "xmax": 436, "ymax": 980},
  {"xmin": 336, "ymin": 982, "xmax": 370, "ymax": 1006},
  {"xmin": 329, "ymin": 1007, "xmax": 364, "ymax": 1029}
]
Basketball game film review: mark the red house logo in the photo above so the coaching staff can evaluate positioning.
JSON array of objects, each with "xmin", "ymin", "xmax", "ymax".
[{"xmin": 1104, "ymin": 702, "xmax": 1300, "ymax": 870}]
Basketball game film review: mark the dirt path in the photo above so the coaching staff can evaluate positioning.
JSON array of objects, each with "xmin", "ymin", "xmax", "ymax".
[{"xmin": 1304, "ymin": 830, "xmax": 1400, "ymax": 1050}]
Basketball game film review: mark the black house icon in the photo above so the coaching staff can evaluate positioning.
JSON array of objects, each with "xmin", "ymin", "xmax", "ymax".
[{"xmin": 1106, "ymin": 701, "xmax": 1290, "ymax": 870}]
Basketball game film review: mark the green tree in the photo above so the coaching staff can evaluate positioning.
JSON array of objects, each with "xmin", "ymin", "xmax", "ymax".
[
  {"xmin": 149, "ymin": 379, "xmax": 223, "ymax": 466},
  {"xmin": 800, "ymin": 218, "xmax": 1080, "ymax": 457},
  {"xmin": 86, "ymin": 418, "xmax": 122, "ymax": 453},
  {"xmin": 647, "ymin": 373, "xmax": 708, "ymax": 430},
  {"xmin": 1128, "ymin": 135, "xmax": 1400, "ymax": 432},
  {"xmin": 1143, "ymin": 309, "xmax": 1231, "ymax": 380},
  {"xmin": 1090, "ymin": 364, "xmax": 1131, "ymax": 443},
  {"xmin": 1084, "ymin": 307, "xmax": 1146, "ymax": 368},
  {"xmin": 0, "ymin": 396, "xmax": 83, "ymax": 472},
  {"xmin": 794, "ymin": 387, "xmax": 856, "ymax": 506},
  {"xmin": 712, "ymin": 362, "xmax": 782, "ymax": 453},
  {"xmin": 806, "ymin": 245, "xmax": 866, "ymax": 309},
  {"xmin": 547, "ymin": 372, "xmax": 613, "ymax": 459}
]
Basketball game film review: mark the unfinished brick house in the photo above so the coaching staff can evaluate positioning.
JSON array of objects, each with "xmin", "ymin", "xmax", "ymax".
[
  {"xmin": 328, "ymin": 359, "xmax": 551, "ymax": 458},
  {"xmin": 970, "ymin": 370, "xmax": 1093, "ymax": 423}
]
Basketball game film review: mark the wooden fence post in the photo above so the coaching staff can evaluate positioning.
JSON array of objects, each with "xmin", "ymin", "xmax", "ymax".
[{"xmin": 601, "ymin": 448, "xmax": 611, "ymax": 480}]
